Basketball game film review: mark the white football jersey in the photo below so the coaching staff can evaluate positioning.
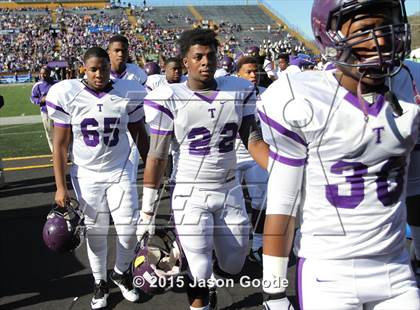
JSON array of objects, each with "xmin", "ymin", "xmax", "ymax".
[
  {"xmin": 144, "ymin": 76, "xmax": 256, "ymax": 187},
  {"xmin": 236, "ymin": 86, "xmax": 266, "ymax": 165},
  {"xmin": 110, "ymin": 63, "xmax": 147, "ymax": 86},
  {"xmin": 46, "ymin": 79, "xmax": 146, "ymax": 179},
  {"xmin": 258, "ymin": 70, "xmax": 420, "ymax": 259},
  {"xmin": 214, "ymin": 68, "xmax": 230, "ymax": 78},
  {"xmin": 145, "ymin": 74, "xmax": 187, "ymax": 92}
]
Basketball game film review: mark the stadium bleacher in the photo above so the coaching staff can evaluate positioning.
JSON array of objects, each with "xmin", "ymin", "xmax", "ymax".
[{"xmin": 0, "ymin": 2, "xmax": 314, "ymax": 79}]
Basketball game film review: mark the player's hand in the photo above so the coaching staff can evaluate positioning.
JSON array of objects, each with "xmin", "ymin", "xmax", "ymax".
[
  {"xmin": 262, "ymin": 296, "xmax": 295, "ymax": 310},
  {"xmin": 137, "ymin": 211, "xmax": 155, "ymax": 241},
  {"xmin": 55, "ymin": 188, "xmax": 70, "ymax": 207},
  {"xmin": 40, "ymin": 96, "xmax": 47, "ymax": 106}
]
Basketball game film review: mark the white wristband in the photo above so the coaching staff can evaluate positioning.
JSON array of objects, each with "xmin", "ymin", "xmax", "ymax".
[
  {"xmin": 262, "ymin": 254, "xmax": 289, "ymax": 294},
  {"xmin": 142, "ymin": 187, "xmax": 158, "ymax": 214}
]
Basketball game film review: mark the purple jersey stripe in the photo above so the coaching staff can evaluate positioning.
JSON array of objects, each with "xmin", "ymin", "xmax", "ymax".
[
  {"xmin": 54, "ymin": 122, "xmax": 71, "ymax": 128},
  {"xmin": 46, "ymin": 101, "xmax": 69, "ymax": 115},
  {"xmin": 128, "ymin": 104, "xmax": 143, "ymax": 115},
  {"xmin": 297, "ymin": 257, "xmax": 305, "ymax": 310},
  {"xmin": 258, "ymin": 110, "xmax": 307, "ymax": 146},
  {"xmin": 269, "ymin": 150, "xmax": 306, "ymax": 167},
  {"xmin": 344, "ymin": 92, "xmax": 384, "ymax": 117},
  {"xmin": 150, "ymin": 128, "xmax": 174, "ymax": 136},
  {"xmin": 144, "ymin": 99, "xmax": 174, "ymax": 119},
  {"xmin": 194, "ymin": 91, "xmax": 219, "ymax": 103}
]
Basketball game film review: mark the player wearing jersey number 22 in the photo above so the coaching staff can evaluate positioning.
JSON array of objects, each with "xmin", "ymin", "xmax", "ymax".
[{"xmin": 139, "ymin": 29, "xmax": 269, "ymax": 310}]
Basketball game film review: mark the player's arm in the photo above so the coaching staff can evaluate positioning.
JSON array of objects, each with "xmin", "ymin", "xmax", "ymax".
[
  {"xmin": 139, "ymin": 91, "xmax": 174, "ymax": 238},
  {"xmin": 238, "ymin": 115, "xmax": 269, "ymax": 169},
  {"xmin": 138, "ymin": 133, "xmax": 171, "ymax": 238},
  {"xmin": 53, "ymin": 126, "xmax": 72, "ymax": 207},
  {"xmin": 128, "ymin": 120, "xmax": 150, "ymax": 164},
  {"xmin": 30, "ymin": 84, "xmax": 41, "ymax": 106},
  {"xmin": 263, "ymin": 158, "xmax": 303, "ymax": 308}
]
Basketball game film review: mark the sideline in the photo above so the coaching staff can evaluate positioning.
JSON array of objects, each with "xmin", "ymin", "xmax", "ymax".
[{"xmin": 3, "ymin": 154, "xmax": 51, "ymax": 161}]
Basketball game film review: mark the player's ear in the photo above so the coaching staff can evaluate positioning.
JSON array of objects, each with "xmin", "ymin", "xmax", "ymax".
[{"xmin": 183, "ymin": 57, "xmax": 188, "ymax": 70}]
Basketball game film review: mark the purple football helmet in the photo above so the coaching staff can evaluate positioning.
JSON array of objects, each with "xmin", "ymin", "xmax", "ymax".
[
  {"xmin": 42, "ymin": 199, "xmax": 85, "ymax": 253},
  {"xmin": 311, "ymin": 0, "xmax": 410, "ymax": 77},
  {"xmin": 245, "ymin": 45, "xmax": 260, "ymax": 57},
  {"xmin": 221, "ymin": 56, "xmax": 234, "ymax": 73},
  {"xmin": 144, "ymin": 62, "xmax": 161, "ymax": 76},
  {"xmin": 132, "ymin": 227, "xmax": 185, "ymax": 295}
]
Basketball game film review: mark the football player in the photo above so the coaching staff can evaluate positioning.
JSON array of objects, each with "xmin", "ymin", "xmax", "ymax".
[
  {"xmin": 235, "ymin": 56, "xmax": 268, "ymax": 265},
  {"xmin": 214, "ymin": 55, "xmax": 235, "ymax": 78},
  {"xmin": 108, "ymin": 35, "xmax": 150, "ymax": 183},
  {"xmin": 259, "ymin": 0, "xmax": 420, "ymax": 309},
  {"xmin": 108, "ymin": 35, "xmax": 147, "ymax": 85},
  {"xmin": 47, "ymin": 47, "xmax": 149, "ymax": 309},
  {"xmin": 139, "ymin": 29, "xmax": 268, "ymax": 310},
  {"xmin": 30, "ymin": 66, "xmax": 58, "ymax": 153},
  {"xmin": 145, "ymin": 57, "xmax": 186, "ymax": 92}
]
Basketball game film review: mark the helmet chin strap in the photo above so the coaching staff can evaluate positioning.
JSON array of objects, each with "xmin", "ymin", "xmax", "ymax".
[
  {"xmin": 356, "ymin": 71, "xmax": 370, "ymax": 123},
  {"xmin": 385, "ymin": 67, "xmax": 404, "ymax": 117}
]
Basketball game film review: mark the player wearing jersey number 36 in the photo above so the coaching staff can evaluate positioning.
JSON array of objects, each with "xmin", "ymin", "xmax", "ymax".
[{"xmin": 259, "ymin": 0, "xmax": 420, "ymax": 309}]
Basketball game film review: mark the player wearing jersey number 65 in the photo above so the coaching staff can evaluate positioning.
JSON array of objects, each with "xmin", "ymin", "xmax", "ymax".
[
  {"xmin": 140, "ymin": 29, "xmax": 269, "ymax": 310},
  {"xmin": 259, "ymin": 1, "xmax": 420, "ymax": 309},
  {"xmin": 46, "ymin": 47, "xmax": 149, "ymax": 310}
]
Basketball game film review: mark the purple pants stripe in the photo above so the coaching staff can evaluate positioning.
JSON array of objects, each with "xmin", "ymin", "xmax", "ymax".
[{"xmin": 296, "ymin": 257, "xmax": 305, "ymax": 310}]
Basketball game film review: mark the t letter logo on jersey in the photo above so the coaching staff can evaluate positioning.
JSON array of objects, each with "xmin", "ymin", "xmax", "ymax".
[
  {"xmin": 372, "ymin": 127, "xmax": 385, "ymax": 144},
  {"xmin": 97, "ymin": 104, "xmax": 103, "ymax": 112},
  {"xmin": 208, "ymin": 108, "xmax": 216, "ymax": 119}
]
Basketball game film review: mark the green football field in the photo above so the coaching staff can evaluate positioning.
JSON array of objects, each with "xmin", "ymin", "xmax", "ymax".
[
  {"xmin": 0, "ymin": 83, "xmax": 40, "ymax": 117},
  {"xmin": 0, "ymin": 123, "xmax": 50, "ymax": 158}
]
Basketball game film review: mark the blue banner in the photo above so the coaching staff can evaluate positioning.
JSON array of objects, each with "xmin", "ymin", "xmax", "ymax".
[
  {"xmin": 0, "ymin": 73, "xmax": 32, "ymax": 84},
  {"xmin": 87, "ymin": 25, "xmax": 119, "ymax": 33}
]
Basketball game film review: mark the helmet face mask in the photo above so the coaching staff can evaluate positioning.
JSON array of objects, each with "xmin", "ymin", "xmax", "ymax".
[
  {"xmin": 312, "ymin": 0, "xmax": 411, "ymax": 78},
  {"xmin": 42, "ymin": 199, "xmax": 85, "ymax": 253}
]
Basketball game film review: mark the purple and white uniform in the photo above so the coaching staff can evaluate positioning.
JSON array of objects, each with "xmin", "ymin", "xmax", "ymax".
[
  {"xmin": 46, "ymin": 78, "xmax": 146, "ymax": 282},
  {"xmin": 258, "ymin": 70, "xmax": 420, "ymax": 309},
  {"xmin": 110, "ymin": 63, "xmax": 147, "ymax": 86},
  {"xmin": 31, "ymin": 79, "xmax": 57, "ymax": 113},
  {"xmin": 110, "ymin": 62, "xmax": 148, "ymax": 181},
  {"xmin": 144, "ymin": 76, "xmax": 255, "ymax": 281},
  {"xmin": 145, "ymin": 74, "xmax": 187, "ymax": 92}
]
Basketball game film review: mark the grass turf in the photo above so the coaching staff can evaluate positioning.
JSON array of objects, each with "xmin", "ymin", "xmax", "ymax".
[
  {"xmin": 0, "ymin": 83, "xmax": 40, "ymax": 117},
  {"xmin": 0, "ymin": 123, "xmax": 50, "ymax": 157}
]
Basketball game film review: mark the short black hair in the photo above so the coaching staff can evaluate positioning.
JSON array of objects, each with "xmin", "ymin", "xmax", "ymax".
[
  {"xmin": 236, "ymin": 56, "xmax": 258, "ymax": 72},
  {"xmin": 277, "ymin": 53, "xmax": 289, "ymax": 62},
  {"xmin": 108, "ymin": 35, "xmax": 129, "ymax": 49},
  {"xmin": 164, "ymin": 57, "xmax": 182, "ymax": 67},
  {"xmin": 83, "ymin": 47, "xmax": 110, "ymax": 63},
  {"xmin": 178, "ymin": 29, "xmax": 219, "ymax": 58}
]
